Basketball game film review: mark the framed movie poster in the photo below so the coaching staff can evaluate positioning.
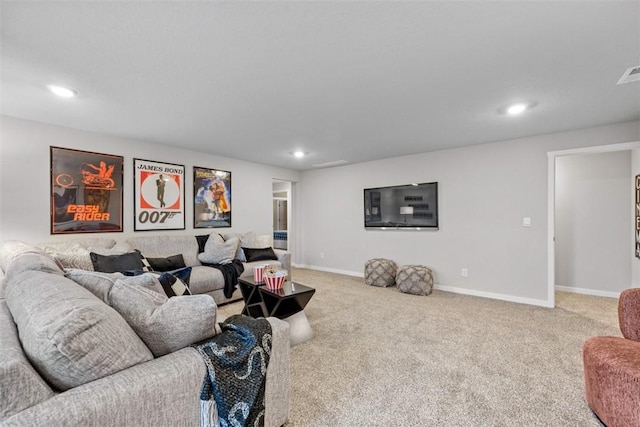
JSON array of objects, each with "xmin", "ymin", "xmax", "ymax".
[
  {"xmin": 133, "ymin": 159, "xmax": 185, "ymax": 231},
  {"xmin": 193, "ymin": 166, "xmax": 231, "ymax": 228},
  {"xmin": 50, "ymin": 146, "xmax": 123, "ymax": 234}
]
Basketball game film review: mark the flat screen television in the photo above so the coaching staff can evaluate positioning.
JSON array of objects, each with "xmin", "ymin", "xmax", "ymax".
[{"xmin": 364, "ymin": 182, "xmax": 438, "ymax": 230}]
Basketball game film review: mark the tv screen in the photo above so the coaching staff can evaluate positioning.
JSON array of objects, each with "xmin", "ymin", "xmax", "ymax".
[{"xmin": 364, "ymin": 182, "xmax": 438, "ymax": 229}]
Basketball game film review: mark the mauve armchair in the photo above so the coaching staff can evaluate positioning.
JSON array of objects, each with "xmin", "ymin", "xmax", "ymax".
[{"xmin": 582, "ymin": 288, "xmax": 640, "ymax": 426}]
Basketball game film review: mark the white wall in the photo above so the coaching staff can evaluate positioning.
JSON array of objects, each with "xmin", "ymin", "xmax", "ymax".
[
  {"xmin": 297, "ymin": 121, "xmax": 640, "ymax": 305},
  {"xmin": 0, "ymin": 116, "xmax": 301, "ymax": 245},
  {"xmin": 555, "ymin": 151, "xmax": 631, "ymax": 294}
]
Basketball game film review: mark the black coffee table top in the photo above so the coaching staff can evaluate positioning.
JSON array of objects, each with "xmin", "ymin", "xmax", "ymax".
[{"xmin": 237, "ymin": 276, "xmax": 315, "ymax": 319}]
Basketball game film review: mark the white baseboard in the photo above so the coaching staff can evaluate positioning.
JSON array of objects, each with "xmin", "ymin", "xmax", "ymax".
[
  {"xmin": 434, "ymin": 284, "xmax": 552, "ymax": 308},
  {"xmin": 555, "ymin": 286, "xmax": 619, "ymax": 299},
  {"xmin": 293, "ymin": 264, "xmax": 552, "ymax": 307},
  {"xmin": 292, "ymin": 263, "xmax": 364, "ymax": 278}
]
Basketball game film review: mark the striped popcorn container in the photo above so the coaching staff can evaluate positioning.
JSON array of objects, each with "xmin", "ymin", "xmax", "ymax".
[
  {"xmin": 265, "ymin": 274, "xmax": 286, "ymax": 290},
  {"xmin": 253, "ymin": 265, "xmax": 266, "ymax": 283}
]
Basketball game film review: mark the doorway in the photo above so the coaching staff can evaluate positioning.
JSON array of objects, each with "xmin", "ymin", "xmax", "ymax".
[
  {"xmin": 272, "ymin": 180, "xmax": 292, "ymax": 251},
  {"xmin": 547, "ymin": 141, "xmax": 640, "ymax": 307}
]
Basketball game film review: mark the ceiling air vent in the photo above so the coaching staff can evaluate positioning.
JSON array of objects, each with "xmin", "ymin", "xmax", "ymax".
[
  {"xmin": 617, "ymin": 66, "xmax": 640, "ymax": 85},
  {"xmin": 311, "ymin": 160, "xmax": 349, "ymax": 168}
]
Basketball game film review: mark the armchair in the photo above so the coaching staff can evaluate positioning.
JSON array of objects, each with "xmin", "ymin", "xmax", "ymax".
[{"xmin": 582, "ymin": 288, "xmax": 640, "ymax": 426}]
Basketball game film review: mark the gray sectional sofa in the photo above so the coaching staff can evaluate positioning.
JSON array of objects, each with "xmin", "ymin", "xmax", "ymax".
[{"xmin": 0, "ymin": 234, "xmax": 291, "ymax": 426}]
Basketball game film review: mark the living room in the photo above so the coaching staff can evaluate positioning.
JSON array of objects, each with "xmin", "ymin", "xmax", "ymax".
[{"xmin": 2, "ymin": 1, "xmax": 640, "ymax": 426}]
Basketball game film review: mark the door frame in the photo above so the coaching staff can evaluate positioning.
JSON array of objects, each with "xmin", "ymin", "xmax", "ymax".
[{"xmin": 547, "ymin": 141, "xmax": 640, "ymax": 307}]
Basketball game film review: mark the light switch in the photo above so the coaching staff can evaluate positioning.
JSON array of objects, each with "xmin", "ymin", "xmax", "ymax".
[{"xmin": 523, "ymin": 217, "xmax": 531, "ymax": 227}]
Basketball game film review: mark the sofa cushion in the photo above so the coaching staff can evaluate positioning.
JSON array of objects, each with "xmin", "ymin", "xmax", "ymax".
[
  {"xmin": 0, "ymin": 301, "xmax": 55, "ymax": 420},
  {"xmin": 90, "ymin": 250, "xmax": 145, "ymax": 273},
  {"xmin": 242, "ymin": 247, "xmax": 278, "ymax": 263},
  {"xmin": 65, "ymin": 269, "xmax": 164, "ymax": 303},
  {"xmin": 147, "ymin": 254, "xmax": 186, "ymax": 272},
  {"xmin": 198, "ymin": 237, "xmax": 239, "ymax": 265},
  {"xmin": 186, "ymin": 266, "xmax": 225, "ymax": 294},
  {"xmin": 109, "ymin": 279, "xmax": 218, "ymax": 357},
  {"xmin": 6, "ymin": 270, "xmax": 153, "ymax": 391}
]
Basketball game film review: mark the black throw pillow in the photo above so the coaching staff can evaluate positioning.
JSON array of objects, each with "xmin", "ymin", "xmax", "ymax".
[
  {"xmin": 195, "ymin": 234, "xmax": 210, "ymax": 254},
  {"xmin": 146, "ymin": 254, "xmax": 187, "ymax": 272},
  {"xmin": 90, "ymin": 250, "xmax": 145, "ymax": 273},
  {"xmin": 242, "ymin": 247, "xmax": 278, "ymax": 263}
]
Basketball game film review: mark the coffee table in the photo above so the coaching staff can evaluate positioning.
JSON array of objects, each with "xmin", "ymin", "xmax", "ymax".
[{"xmin": 237, "ymin": 276, "xmax": 316, "ymax": 345}]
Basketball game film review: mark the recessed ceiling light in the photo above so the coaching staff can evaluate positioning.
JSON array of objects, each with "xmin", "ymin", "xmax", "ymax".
[
  {"xmin": 47, "ymin": 85, "xmax": 77, "ymax": 98},
  {"xmin": 506, "ymin": 103, "xmax": 528, "ymax": 115},
  {"xmin": 499, "ymin": 101, "xmax": 536, "ymax": 116},
  {"xmin": 293, "ymin": 151, "xmax": 305, "ymax": 158}
]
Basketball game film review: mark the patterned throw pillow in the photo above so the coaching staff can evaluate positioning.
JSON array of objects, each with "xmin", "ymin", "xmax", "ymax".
[
  {"xmin": 50, "ymin": 243, "xmax": 94, "ymax": 271},
  {"xmin": 198, "ymin": 237, "xmax": 239, "ymax": 265},
  {"xmin": 158, "ymin": 267, "xmax": 192, "ymax": 297}
]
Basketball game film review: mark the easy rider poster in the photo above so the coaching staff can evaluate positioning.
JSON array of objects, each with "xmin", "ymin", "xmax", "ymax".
[
  {"xmin": 50, "ymin": 146, "xmax": 123, "ymax": 234},
  {"xmin": 133, "ymin": 158, "xmax": 185, "ymax": 231}
]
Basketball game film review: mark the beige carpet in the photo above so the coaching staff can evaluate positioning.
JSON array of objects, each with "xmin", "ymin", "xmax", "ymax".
[{"xmin": 219, "ymin": 268, "xmax": 619, "ymax": 426}]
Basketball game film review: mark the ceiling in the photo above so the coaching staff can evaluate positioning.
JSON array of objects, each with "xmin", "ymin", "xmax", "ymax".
[{"xmin": 2, "ymin": 1, "xmax": 639, "ymax": 171}]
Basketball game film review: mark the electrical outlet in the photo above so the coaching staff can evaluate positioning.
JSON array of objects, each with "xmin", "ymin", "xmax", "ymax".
[
  {"xmin": 461, "ymin": 268, "xmax": 468, "ymax": 277},
  {"xmin": 320, "ymin": 252, "xmax": 325, "ymax": 259}
]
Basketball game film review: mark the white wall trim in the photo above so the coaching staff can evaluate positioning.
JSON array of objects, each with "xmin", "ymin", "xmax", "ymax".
[
  {"xmin": 294, "ymin": 264, "xmax": 553, "ymax": 307},
  {"xmin": 292, "ymin": 263, "xmax": 364, "ymax": 277},
  {"xmin": 434, "ymin": 284, "xmax": 553, "ymax": 308},
  {"xmin": 555, "ymin": 285, "xmax": 620, "ymax": 299}
]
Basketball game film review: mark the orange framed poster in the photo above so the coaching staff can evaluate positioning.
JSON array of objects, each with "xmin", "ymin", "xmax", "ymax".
[
  {"xmin": 133, "ymin": 158, "xmax": 185, "ymax": 231},
  {"xmin": 50, "ymin": 146, "xmax": 123, "ymax": 234}
]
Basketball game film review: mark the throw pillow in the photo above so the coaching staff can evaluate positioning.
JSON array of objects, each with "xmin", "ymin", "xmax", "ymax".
[
  {"xmin": 157, "ymin": 267, "xmax": 192, "ymax": 297},
  {"xmin": 146, "ymin": 254, "xmax": 186, "ymax": 272},
  {"xmin": 234, "ymin": 232, "xmax": 272, "ymax": 262},
  {"xmin": 66, "ymin": 269, "xmax": 165, "ymax": 303},
  {"xmin": 109, "ymin": 279, "xmax": 218, "ymax": 357},
  {"xmin": 195, "ymin": 234, "xmax": 210, "ymax": 254},
  {"xmin": 242, "ymin": 247, "xmax": 278, "ymax": 262},
  {"xmin": 49, "ymin": 243, "xmax": 94, "ymax": 271},
  {"xmin": 198, "ymin": 237, "xmax": 239, "ymax": 265},
  {"xmin": 90, "ymin": 250, "xmax": 144, "ymax": 273}
]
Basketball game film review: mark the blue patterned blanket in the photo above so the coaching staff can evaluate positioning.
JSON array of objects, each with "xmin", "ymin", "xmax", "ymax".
[{"xmin": 192, "ymin": 314, "xmax": 272, "ymax": 427}]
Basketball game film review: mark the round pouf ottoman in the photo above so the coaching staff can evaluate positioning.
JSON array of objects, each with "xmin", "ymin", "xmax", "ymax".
[
  {"xmin": 364, "ymin": 258, "xmax": 397, "ymax": 287},
  {"xmin": 396, "ymin": 265, "xmax": 433, "ymax": 295}
]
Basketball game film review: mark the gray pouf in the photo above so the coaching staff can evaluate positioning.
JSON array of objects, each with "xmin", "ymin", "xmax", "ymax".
[
  {"xmin": 396, "ymin": 265, "xmax": 433, "ymax": 295},
  {"xmin": 364, "ymin": 258, "xmax": 397, "ymax": 287}
]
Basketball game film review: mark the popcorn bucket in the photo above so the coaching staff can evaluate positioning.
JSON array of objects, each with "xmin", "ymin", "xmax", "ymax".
[
  {"xmin": 265, "ymin": 275, "xmax": 286, "ymax": 289},
  {"xmin": 253, "ymin": 265, "xmax": 266, "ymax": 283}
]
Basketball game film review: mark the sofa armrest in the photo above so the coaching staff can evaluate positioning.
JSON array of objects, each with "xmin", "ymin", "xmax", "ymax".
[
  {"xmin": 273, "ymin": 249, "xmax": 291, "ymax": 273},
  {"xmin": 619, "ymin": 288, "xmax": 640, "ymax": 341},
  {"xmin": 2, "ymin": 347, "xmax": 205, "ymax": 427},
  {"xmin": 265, "ymin": 317, "xmax": 291, "ymax": 427}
]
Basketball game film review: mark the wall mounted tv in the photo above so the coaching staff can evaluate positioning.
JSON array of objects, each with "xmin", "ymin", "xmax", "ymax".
[{"xmin": 364, "ymin": 182, "xmax": 438, "ymax": 230}]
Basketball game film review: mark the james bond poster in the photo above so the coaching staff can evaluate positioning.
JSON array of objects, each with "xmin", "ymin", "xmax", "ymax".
[
  {"xmin": 134, "ymin": 158, "xmax": 185, "ymax": 231},
  {"xmin": 50, "ymin": 146, "xmax": 123, "ymax": 234}
]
